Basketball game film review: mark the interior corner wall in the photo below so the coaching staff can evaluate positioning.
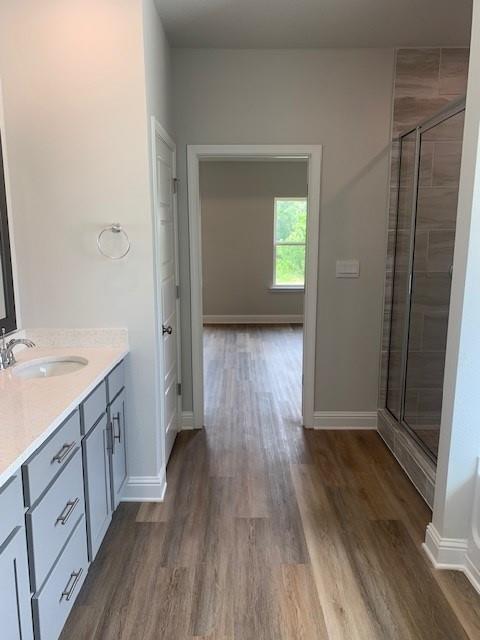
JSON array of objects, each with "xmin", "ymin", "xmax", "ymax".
[
  {"xmin": 173, "ymin": 48, "xmax": 395, "ymax": 413},
  {"xmin": 0, "ymin": 0, "xmax": 171, "ymax": 486},
  {"xmin": 200, "ymin": 160, "xmax": 307, "ymax": 317},
  {"xmin": 142, "ymin": 0, "xmax": 173, "ymax": 134}
]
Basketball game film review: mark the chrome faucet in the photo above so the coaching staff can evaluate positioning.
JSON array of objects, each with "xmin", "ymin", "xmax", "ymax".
[{"xmin": 0, "ymin": 329, "xmax": 36, "ymax": 370}]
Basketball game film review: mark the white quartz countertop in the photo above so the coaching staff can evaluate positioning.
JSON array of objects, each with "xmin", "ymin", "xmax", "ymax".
[{"xmin": 0, "ymin": 346, "xmax": 128, "ymax": 487}]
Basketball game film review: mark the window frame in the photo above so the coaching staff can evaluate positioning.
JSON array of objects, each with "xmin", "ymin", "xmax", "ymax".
[{"xmin": 272, "ymin": 196, "xmax": 307, "ymax": 290}]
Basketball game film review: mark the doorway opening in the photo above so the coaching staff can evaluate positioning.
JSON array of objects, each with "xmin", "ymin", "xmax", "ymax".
[{"xmin": 187, "ymin": 145, "xmax": 322, "ymax": 429}]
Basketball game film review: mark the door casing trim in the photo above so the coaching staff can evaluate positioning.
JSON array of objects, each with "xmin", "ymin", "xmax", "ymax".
[
  {"xmin": 187, "ymin": 144, "xmax": 323, "ymax": 429},
  {"xmin": 150, "ymin": 118, "xmax": 181, "ymax": 471}
]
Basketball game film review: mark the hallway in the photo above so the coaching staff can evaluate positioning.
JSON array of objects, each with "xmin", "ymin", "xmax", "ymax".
[{"xmin": 61, "ymin": 326, "xmax": 480, "ymax": 639}]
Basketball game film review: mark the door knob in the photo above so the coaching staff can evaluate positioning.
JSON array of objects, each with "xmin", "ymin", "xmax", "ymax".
[{"xmin": 162, "ymin": 325, "xmax": 173, "ymax": 335}]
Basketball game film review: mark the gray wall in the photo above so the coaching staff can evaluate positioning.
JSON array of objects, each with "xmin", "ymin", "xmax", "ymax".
[
  {"xmin": 0, "ymin": 0, "xmax": 172, "ymax": 490},
  {"xmin": 173, "ymin": 48, "xmax": 395, "ymax": 413},
  {"xmin": 200, "ymin": 160, "xmax": 307, "ymax": 317}
]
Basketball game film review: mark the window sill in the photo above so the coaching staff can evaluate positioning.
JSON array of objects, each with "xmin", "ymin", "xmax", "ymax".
[{"xmin": 269, "ymin": 285, "xmax": 305, "ymax": 293}]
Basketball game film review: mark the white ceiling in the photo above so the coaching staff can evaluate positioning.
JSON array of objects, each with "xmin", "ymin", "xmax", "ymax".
[{"xmin": 155, "ymin": 0, "xmax": 472, "ymax": 49}]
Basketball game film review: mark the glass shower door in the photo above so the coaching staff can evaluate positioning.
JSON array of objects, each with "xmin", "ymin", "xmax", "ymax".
[
  {"xmin": 386, "ymin": 131, "xmax": 418, "ymax": 421},
  {"xmin": 403, "ymin": 110, "xmax": 464, "ymax": 457}
]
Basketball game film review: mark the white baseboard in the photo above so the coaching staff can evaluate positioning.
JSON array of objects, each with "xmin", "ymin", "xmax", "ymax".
[
  {"xmin": 423, "ymin": 523, "xmax": 480, "ymax": 595},
  {"xmin": 423, "ymin": 523, "xmax": 468, "ymax": 569},
  {"xmin": 203, "ymin": 314, "xmax": 303, "ymax": 324},
  {"xmin": 181, "ymin": 411, "xmax": 197, "ymax": 430},
  {"xmin": 464, "ymin": 553, "xmax": 480, "ymax": 595},
  {"xmin": 307, "ymin": 411, "xmax": 378, "ymax": 429},
  {"xmin": 121, "ymin": 472, "xmax": 167, "ymax": 502}
]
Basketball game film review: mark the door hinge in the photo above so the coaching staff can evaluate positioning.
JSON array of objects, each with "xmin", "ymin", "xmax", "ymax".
[
  {"xmin": 172, "ymin": 177, "xmax": 179, "ymax": 194},
  {"xmin": 176, "ymin": 284, "xmax": 180, "ymax": 299},
  {"xmin": 177, "ymin": 382, "xmax": 182, "ymax": 396}
]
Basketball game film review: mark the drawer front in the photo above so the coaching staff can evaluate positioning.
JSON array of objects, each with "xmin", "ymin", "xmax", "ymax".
[
  {"xmin": 32, "ymin": 515, "xmax": 88, "ymax": 640},
  {"xmin": 81, "ymin": 380, "xmax": 106, "ymax": 435},
  {"xmin": 23, "ymin": 410, "xmax": 81, "ymax": 507},
  {"xmin": 0, "ymin": 474, "xmax": 24, "ymax": 546},
  {"xmin": 26, "ymin": 449, "xmax": 85, "ymax": 592},
  {"xmin": 107, "ymin": 359, "xmax": 124, "ymax": 404}
]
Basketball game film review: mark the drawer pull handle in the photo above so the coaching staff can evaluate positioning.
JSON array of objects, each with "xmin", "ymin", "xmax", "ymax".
[
  {"xmin": 112, "ymin": 412, "xmax": 121, "ymax": 443},
  {"xmin": 61, "ymin": 568, "xmax": 83, "ymax": 602},
  {"xmin": 56, "ymin": 497, "xmax": 80, "ymax": 526},
  {"xmin": 51, "ymin": 442, "xmax": 76, "ymax": 465}
]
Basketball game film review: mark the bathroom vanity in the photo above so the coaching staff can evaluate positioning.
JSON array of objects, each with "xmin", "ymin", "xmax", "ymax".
[{"xmin": 0, "ymin": 345, "xmax": 128, "ymax": 640}]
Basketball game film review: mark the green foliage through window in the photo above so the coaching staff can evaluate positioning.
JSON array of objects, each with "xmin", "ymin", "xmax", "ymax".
[{"xmin": 274, "ymin": 198, "xmax": 307, "ymax": 286}]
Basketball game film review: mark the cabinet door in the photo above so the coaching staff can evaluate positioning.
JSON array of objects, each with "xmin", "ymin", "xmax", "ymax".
[
  {"xmin": 82, "ymin": 413, "xmax": 112, "ymax": 561},
  {"xmin": 109, "ymin": 389, "xmax": 127, "ymax": 510},
  {"xmin": 0, "ymin": 527, "xmax": 34, "ymax": 640}
]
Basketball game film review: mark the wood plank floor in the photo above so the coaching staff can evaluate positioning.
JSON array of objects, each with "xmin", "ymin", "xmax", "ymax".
[{"xmin": 62, "ymin": 325, "xmax": 480, "ymax": 639}]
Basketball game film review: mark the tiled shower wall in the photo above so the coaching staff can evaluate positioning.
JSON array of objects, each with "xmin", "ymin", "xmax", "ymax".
[{"xmin": 378, "ymin": 48, "xmax": 469, "ymax": 506}]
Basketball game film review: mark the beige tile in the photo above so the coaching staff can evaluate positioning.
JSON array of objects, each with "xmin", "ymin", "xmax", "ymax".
[
  {"xmin": 432, "ymin": 141, "xmax": 463, "ymax": 187},
  {"xmin": 379, "ymin": 347, "xmax": 389, "ymax": 389},
  {"xmin": 408, "ymin": 306, "xmax": 424, "ymax": 351},
  {"xmin": 394, "ymin": 435, "xmax": 428, "ymax": 497},
  {"xmin": 394, "ymin": 229, "xmax": 413, "ymax": 270},
  {"xmin": 393, "ymin": 96, "xmax": 450, "ymax": 137},
  {"xmin": 404, "ymin": 388, "xmax": 419, "ymax": 425},
  {"xmin": 413, "ymin": 230, "xmax": 428, "ymax": 272},
  {"xmin": 418, "ymin": 140, "xmax": 434, "ymax": 186},
  {"xmin": 397, "ymin": 185, "xmax": 416, "ymax": 229},
  {"xmin": 416, "ymin": 186, "xmax": 459, "ymax": 229},
  {"xmin": 377, "ymin": 413, "xmax": 395, "ymax": 449},
  {"xmin": 389, "ymin": 305, "xmax": 406, "ymax": 353},
  {"xmin": 411, "ymin": 272, "xmax": 451, "ymax": 310},
  {"xmin": 386, "ymin": 230, "xmax": 396, "ymax": 272},
  {"xmin": 422, "ymin": 312, "xmax": 449, "ymax": 350},
  {"xmin": 422, "ymin": 109, "xmax": 465, "ymax": 142},
  {"xmin": 394, "ymin": 48, "xmax": 441, "ymax": 98},
  {"xmin": 427, "ymin": 230, "xmax": 455, "ymax": 272},
  {"xmin": 388, "ymin": 186, "xmax": 399, "ymax": 230},
  {"xmin": 386, "ymin": 354, "xmax": 402, "ymax": 419},
  {"xmin": 390, "ymin": 140, "xmax": 401, "ymax": 186},
  {"xmin": 439, "ymin": 48, "xmax": 470, "ymax": 96},
  {"xmin": 405, "ymin": 350, "xmax": 446, "ymax": 389}
]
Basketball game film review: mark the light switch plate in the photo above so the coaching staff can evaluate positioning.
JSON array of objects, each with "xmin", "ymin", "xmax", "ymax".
[{"xmin": 336, "ymin": 259, "xmax": 360, "ymax": 278}]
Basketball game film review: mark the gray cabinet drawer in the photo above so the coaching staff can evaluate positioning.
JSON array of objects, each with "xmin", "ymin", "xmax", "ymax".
[
  {"xmin": 0, "ymin": 474, "xmax": 24, "ymax": 546},
  {"xmin": 26, "ymin": 449, "xmax": 85, "ymax": 592},
  {"xmin": 32, "ymin": 515, "xmax": 88, "ymax": 640},
  {"xmin": 81, "ymin": 380, "xmax": 106, "ymax": 435},
  {"xmin": 107, "ymin": 360, "xmax": 124, "ymax": 404},
  {"xmin": 23, "ymin": 410, "xmax": 81, "ymax": 507}
]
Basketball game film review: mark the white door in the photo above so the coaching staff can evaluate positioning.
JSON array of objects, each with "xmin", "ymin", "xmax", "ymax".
[{"xmin": 153, "ymin": 122, "xmax": 181, "ymax": 465}]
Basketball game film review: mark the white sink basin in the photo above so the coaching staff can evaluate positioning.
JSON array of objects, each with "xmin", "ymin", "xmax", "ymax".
[{"xmin": 13, "ymin": 356, "xmax": 88, "ymax": 379}]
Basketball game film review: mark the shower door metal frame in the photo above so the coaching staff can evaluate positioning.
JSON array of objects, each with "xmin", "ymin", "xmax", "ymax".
[{"xmin": 386, "ymin": 97, "xmax": 466, "ymax": 462}]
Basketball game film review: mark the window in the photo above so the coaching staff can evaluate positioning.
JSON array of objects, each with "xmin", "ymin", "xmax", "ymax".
[{"xmin": 273, "ymin": 197, "xmax": 307, "ymax": 287}]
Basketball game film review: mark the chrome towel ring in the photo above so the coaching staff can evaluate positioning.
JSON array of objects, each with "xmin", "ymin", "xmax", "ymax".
[{"xmin": 97, "ymin": 223, "xmax": 130, "ymax": 260}]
